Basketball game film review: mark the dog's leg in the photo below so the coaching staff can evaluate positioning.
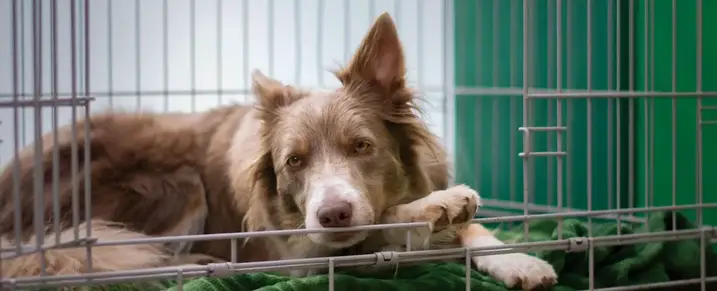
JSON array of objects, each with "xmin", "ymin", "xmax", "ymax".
[
  {"xmin": 459, "ymin": 223, "xmax": 557, "ymax": 291},
  {"xmin": 381, "ymin": 184, "xmax": 557, "ymax": 291},
  {"xmin": 381, "ymin": 184, "xmax": 480, "ymax": 247}
]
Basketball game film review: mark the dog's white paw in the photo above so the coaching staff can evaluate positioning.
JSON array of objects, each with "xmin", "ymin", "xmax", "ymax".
[
  {"xmin": 476, "ymin": 252, "xmax": 557, "ymax": 290},
  {"xmin": 382, "ymin": 184, "xmax": 480, "ymax": 247}
]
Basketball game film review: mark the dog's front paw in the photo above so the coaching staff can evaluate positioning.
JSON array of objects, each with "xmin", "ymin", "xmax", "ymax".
[
  {"xmin": 401, "ymin": 184, "xmax": 480, "ymax": 230},
  {"xmin": 382, "ymin": 184, "xmax": 481, "ymax": 246},
  {"xmin": 478, "ymin": 253, "xmax": 557, "ymax": 291}
]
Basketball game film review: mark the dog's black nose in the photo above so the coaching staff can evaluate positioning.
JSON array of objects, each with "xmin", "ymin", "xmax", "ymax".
[{"xmin": 317, "ymin": 202, "xmax": 353, "ymax": 228}]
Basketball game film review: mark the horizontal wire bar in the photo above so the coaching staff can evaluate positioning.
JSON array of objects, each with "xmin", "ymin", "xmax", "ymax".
[
  {"xmin": 0, "ymin": 97, "xmax": 94, "ymax": 107},
  {"xmin": 6, "ymin": 202, "xmax": 706, "ymax": 259},
  {"xmin": 700, "ymin": 121, "xmax": 717, "ymax": 125},
  {"xmin": 0, "ymin": 86, "xmax": 447, "ymax": 99},
  {"xmin": 453, "ymin": 87, "xmax": 717, "ymax": 98},
  {"xmin": 4, "ymin": 227, "xmax": 714, "ymax": 289},
  {"xmin": 0, "ymin": 222, "xmax": 430, "ymax": 259},
  {"xmin": 518, "ymin": 126, "xmax": 568, "ymax": 132},
  {"xmin": 519, "ymin": 151, "xmax": 567, "ymax": 157},
  {"xmin": 528, "ymin": 91, "xmax": 717, "ymax": 99},
  {"xmin": 473, "ymin": 201, "xmax": 716, "ymax": 224}
]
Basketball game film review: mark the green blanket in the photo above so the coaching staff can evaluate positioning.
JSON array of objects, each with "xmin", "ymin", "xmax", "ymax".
[{"xmin": 75, "ymin": 211, "xmax": 717, "ymax": 291}]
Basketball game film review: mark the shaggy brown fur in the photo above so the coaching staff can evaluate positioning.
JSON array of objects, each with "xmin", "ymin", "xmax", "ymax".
[{"xmin": 0, "ymin": 13, "xmax": 557, "ymax": 291}]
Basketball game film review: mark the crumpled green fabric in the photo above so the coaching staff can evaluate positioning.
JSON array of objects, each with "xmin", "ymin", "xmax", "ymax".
[{"xmin": 67, "ymin": 211, "xmax": 717, "ymax": 291}]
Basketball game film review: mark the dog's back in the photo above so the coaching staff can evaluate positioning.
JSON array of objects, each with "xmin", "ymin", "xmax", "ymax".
[{"xmin": 0, "ymin": 105, "xmax": 251, "ymax": 277}]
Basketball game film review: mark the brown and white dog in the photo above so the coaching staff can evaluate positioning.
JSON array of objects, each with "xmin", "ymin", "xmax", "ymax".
[{"xmin": 0, "ymin": 13, "xmax": 557, "ymax": 290}]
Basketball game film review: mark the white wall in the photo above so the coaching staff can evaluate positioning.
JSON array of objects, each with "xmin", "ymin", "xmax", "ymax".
[{"xmin": 0, "ymin": 0, "xmax": 449, "ymax": 166}]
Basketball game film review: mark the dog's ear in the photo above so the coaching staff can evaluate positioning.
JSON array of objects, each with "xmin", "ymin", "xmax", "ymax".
[
  {"xmin": 251, "ymin": 70, "xmax": 303, "ymax": 123},
  {"xmin": 336, "ymin": 13, "xmax": 406, "ymax": 94}
]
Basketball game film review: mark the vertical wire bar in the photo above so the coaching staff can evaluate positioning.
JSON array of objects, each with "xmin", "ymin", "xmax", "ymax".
[
  {"xmin": 695, "ymin": 0, "xmax": 704, "ymax": 230},
  {"xmin": 135, "ymin": 0, "xmax": 141, "ymax": 109},
  {"xmin": 190, "ymin": 0, "xmax": 196, "ymax": 112},
  {"xmin": 163, "ymin": 0, "xmax": 169, "ymax": 111},
  {"xmin": 31, "ymin": 0, "xmax": 47, "ymax": 275},
  {"xmin": 586, "ymin": 1, "xmax": 595, "ymax": 289},
  {"xmin": 83, "ymin": 0, "xmax": 93, "ymax": 273},
  {"xmin": 616, "ymin": 0, "xmax": 622, "ymax": 236},
  {"xmin": 555, "ymin": 0, "xmax": 564, "ymax": 240},
  {"xmin": 51, "ymin": 0, "xmax": 61, "ymax": 246},
  {"xmin": 242, "ymin": 0, "xmax": 249, "ymax": 101},
  {"xmin": 316, "ymin": 0, "xmax": 324, "ymax": 88},
  {"xmin": 509, "ymin": 0, "xmax": 518, "ymax": 213},
  {"xmin": 642, "ymin": 0, "xmax": 650, "ymax": 228},
  {"xmin": 526, "ymin": 1, "xmax": 540, "ymax": 209},
  {"xmin": 369, "ymin": 0, "xmax": 375, "ymax": 22},
  {"xmin": 294, "ymin": 0, "xmax": 301, "ymax": 85},
  {"xmin": 343, "ymin": 0, "xmax": 350, "ymax": 62},
  {"xmin": 70, "ymin": 0, "xmax": 81, "ymax": 241},
  {"xmin": 566, "ymin": 0, "xmax": 573, "ymax": 210},
  {"xmin": 230, "ymin": 239, "xmax": 237, "ymax": 263},
  {"xmin": 107, "ymin": 1, "xmax": 113, "ymax": 109},
  {"xmin": 671, "ymin": 0, "xmax": 677, "ymax": 232},
  {"xmin": 491, "ymin": 0, "xmax": 500, "ymax": 201},
  {"xmin": 417, "ymin": 0, "xmax": 423, "ymax": 89},
  {"xmin": 442, "ymin": 0, "xmax": 455, "ymax": 184},
  {"xmin": 628, "ymin": 0, "xmax": 635, "ymax": 215},
  {"xmin": 11, "ymin": 0, "xmax": 24, "ymax": 255},
  {"xmin": 587, "ymin": 0, "xmax": 593, "ymax": 235},
  {"xmin": 217, "ymin": 0, "xmax": 223, "ymax": 105},
  {"xmin": 267, "ymin": 0, "xmax": 274, "ymax": 77},
  {"xmin": 700, "ymin": 230, "xmax": 707, "ymax": 291},
  {"xmin": 546, "ymin": 0, "xmax": 554, "ymax": 208},
  {"xmin": 607, "ymin": 0, "xmax": 614, "ymax": 212},
  {"xmin": 328, "ymin": 258, "xmax": 335, "ymax": 291},
  {"xmin": 21, "ymin": 0, "xmax": 27, "ymax": 148},
  {"xmin": 473, "ymin": 0, "xmax": 483, "ymax": 196},
  {"xmin": 464, "ymin": 248, "xmax": 471, "ymax": 291},
  {"xmin": 176, "ymin": 268, "xmax": 184, "ymax": 291},
  {"xmin": 522, "ymin": 0, "xmax": 532, "ymax": 239},
  {"xmin": 649, "ymin": 0, "xmax": 655, "ymax": 225}
]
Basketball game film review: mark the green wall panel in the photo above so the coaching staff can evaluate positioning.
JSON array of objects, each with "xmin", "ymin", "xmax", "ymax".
[
  {"xmin": 454, "ymin": 0, "xmax": 716, "ymax": 227},
  {"xmin": 634, "ymin": 0, "xmax": 717, "ymax": 226},
  {"xmin": 454, "ymin": 0, "xmax": 622, "ymax": 218}
]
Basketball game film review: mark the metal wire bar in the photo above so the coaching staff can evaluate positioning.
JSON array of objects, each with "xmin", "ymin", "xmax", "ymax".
[
  {"xmin": 521, "ymin": 0, "xmax": 532, "ymax": 241},
  {"xmin": 8, "ymin": 199, "xmax": 711, "ymax": 259},
  {"xmin": 555, "ymin": 0, "xmax": 564, "ymax": 240},
  {"xmin": 69, "ymin": 0, "xmax": 81, "ymax": 244},
  {"xmin": 0, "ymin": 86, "xmax": 447, "ymax": 99},
  {"xmin": 671, "ymin": 0, "xmax": 678, "ymax": 233},
  {"xmin": 4, "ymin": 227, "xmax": 714, "ymax": 289},
  {"xmin": 31, "ymin": 0, "xmax": 47, "ymax": 275},
  {"xmin": 50, "ymin": 0, "xmax": 60, "ymax": 247},
  {"xmin": 451, "ymin": 88, "xmax": 717, "ymax": 98},
  {"xmin": 83, "ymin": 0, "xmax": 94, "ymax": 274},
  {"xmin": 10, "ymin": 0, "xmax": 24, "ymax": 258},
  {"xmin": 616, "ymin": 0, "xmax": 623, "ymax": 237},
  {"xmin": 443, "ymin": 0, "xmax": 456, "ymax": 172}
]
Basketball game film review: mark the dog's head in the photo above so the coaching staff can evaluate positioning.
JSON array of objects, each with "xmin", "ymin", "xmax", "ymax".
[{"xmin": 243, "ymin": 13, "xmax": 443, "ymax": 250}]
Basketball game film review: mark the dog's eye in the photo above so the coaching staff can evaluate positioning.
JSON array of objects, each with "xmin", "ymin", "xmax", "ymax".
[
  {"xmin": 286, "ymin": 156, "xmax": 303, "ymax": 168},
  {"xmin": 353, "ymin": 140, "xmax": 372, "ymax": 154}
]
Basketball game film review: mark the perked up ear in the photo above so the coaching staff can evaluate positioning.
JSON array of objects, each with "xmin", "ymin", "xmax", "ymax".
[
  {"xmin": 336, "ymin": 12, "xmax": 406, "ymax": 93},
  {"xmin": 251, "ymin": 70, "xmax": 304, "ymax": 123}
]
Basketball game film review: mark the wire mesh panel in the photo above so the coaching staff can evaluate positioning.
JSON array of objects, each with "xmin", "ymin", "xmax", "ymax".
[
  {"xmin": 0, "ymin": 0, "xmax": 716, "ymax": 290},
  {"xmin": 453, "ymin": 0, "xmax": 717, "ymax": 289},
  {"xmin": 454, "ymin": 0, "xmax": 717, "ymax": 228}
]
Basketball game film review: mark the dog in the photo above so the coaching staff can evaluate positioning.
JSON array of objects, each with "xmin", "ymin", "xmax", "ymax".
[{"xmin": 0, "ymin": 13, "xmax": 557, "ymax": 291}]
